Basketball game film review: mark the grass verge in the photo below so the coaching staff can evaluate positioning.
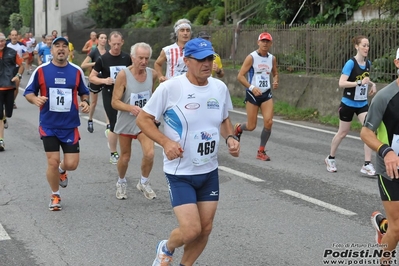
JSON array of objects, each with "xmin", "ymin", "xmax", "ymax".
[{"xmin": 231, "ymin": 96, "xmax": 362, "ymax": 131}]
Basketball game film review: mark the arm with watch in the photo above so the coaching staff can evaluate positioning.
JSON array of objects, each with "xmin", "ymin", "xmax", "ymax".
[
  {"xmin": 220, "ymin": 117, "xmax": 240, "ymax": 157},
  {"xmin": 79, "ymin": 97, "xmax": 90, "ymax": 114}
]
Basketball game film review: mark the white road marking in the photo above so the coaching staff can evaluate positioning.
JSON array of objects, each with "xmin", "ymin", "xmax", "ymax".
[
  {"xmin": 280, "ymin": 189, "xmax": 357, "ymax": 216},
  {"xmin": 219, "ymin": 166, "xmax": 265, "ymax": 182},
  {"xmin": 0, "ymin": 223, "xmax": 11, "ymax": 240},
  {"xmin": 81, "ymin": 112, "xmax": 356, "ymax": 216},
  {"xmin": 230, "ymin": 109, "xmax": 361, "ymax": 140}
]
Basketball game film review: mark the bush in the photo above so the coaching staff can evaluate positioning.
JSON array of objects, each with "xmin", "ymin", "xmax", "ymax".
[
  {"xmin": 186, "ymin": 6, "xmax": 203, "ymax": 23},
  {"xmin": 194, "ymin": 7, "xmax": 214, "ymax": 25}
]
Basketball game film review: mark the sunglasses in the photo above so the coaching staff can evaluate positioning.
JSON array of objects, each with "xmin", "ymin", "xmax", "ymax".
[{"xmin": 187, "ymin": 55, "xmax": 214, "ymax": 63}]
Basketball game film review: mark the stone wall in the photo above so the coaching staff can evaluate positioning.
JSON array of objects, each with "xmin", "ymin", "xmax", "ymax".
[{"xmin": 222, "ymin": 69, "xmax": 389, "ymax": 117}]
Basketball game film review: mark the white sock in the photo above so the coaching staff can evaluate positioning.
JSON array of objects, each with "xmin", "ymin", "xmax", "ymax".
[
  {"xmin": 52, "ymin": 191, "xmax": 60, "ymax": 195},
  {"xmin": 141, "ymin": 176, "xmax": 148, "ymax": 184},
  {"xmin": 59, "ymin": 164, "xmax": 65, "ymax": 173},
  {"xmin": 118, "ymin": 177, "xmax": 126, "ymax": 184}
]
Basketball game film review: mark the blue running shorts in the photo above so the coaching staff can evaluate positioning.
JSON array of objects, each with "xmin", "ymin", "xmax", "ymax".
[{"xmin": 165, "ymin": 168, "xmax": 219, "ymax": 207}]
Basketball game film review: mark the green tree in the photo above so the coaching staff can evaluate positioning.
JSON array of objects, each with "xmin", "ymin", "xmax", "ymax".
[
  {"xmin": 368, "ymin": 0, "xmax": 399, "ymax": 17},
  {"xmin": 9, "ymin": 13, "xmax": 23, "ymax": 31},
  {"xmin": 20, "ymin": 0, "xmax": 33, "ymax": 28},
  {"xmin": 0, "ymin": 0, "xmax": 19, "ymax": 32},
  {"xmin": 248, "ymin": 0, "xmax": 365, "ymax": 25},
  {"xmin": 87, "ymin": 0, "xmax": 144, "ymax": 28}
]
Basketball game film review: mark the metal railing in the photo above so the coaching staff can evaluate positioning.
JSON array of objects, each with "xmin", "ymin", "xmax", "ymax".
[{"xmin": 68, "ymin": 22, "xmax": 399, "ymax": 82}]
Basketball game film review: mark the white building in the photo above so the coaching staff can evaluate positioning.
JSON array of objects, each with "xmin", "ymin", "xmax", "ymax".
[{"xmin": 34, "ymin": 0, "xmax": 90, "ymax": 37}]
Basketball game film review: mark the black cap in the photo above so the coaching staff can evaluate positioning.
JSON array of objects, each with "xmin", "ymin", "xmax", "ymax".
[{"xmin": 197, "ymin": 31, "xmax": 211, "ymax": 39}]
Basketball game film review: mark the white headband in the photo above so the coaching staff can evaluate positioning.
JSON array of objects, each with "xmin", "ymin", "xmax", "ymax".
[{"xmin": 175, "ymin": 23, "xmax": 191, "ymax": 33}]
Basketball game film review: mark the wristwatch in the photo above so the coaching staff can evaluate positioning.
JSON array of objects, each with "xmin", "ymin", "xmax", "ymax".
[
  {"xmin": 16, "ymin": 73, "xmax": 22, "ymax": 79},
  {"xmin": 357, "ymin": 80, "xmax": 362, "ymax": 86},
  {"xmin": 225, "ymin": 134, "xmax": 239, "ymax": 145}
]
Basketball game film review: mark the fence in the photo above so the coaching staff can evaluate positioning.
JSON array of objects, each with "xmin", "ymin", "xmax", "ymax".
[{"xmin": 68, "ymin": 22, "xmax": 399, "ymax": 82}]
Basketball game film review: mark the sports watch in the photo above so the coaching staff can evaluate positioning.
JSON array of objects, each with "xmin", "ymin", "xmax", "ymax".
[
  {"xmin": 225, "ymin": 134, "xmax": 239, "ymax": 145},
  {"xmin": 357, "ymin": 80, "xmax": 362, "ymax": 86}
]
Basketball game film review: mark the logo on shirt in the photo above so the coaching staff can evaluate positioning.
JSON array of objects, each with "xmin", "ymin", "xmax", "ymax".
[
  {"xmin": 207, "ymin": 98, "xmax": 219, "ymax": 109},
  {"xmin": 57, "ymin": 89, "xmax": 66, "ymax": 95},
  {"xmin": 138, "ymin": 93, "xmax": 145, "ymax": 99},
  {"xmin": 187, "ymin": 93, "xmax": 195, "ymax": 99},
  {"xmin": 55, "ymin": 78, "xmax": 66, "ymax": 85},
  {"xmin": 185, "ymin": 103, "xmax": 200, "ymax": 110},
  {"xmin": 200, "ymin": 131, "xmax": 212, "ymax": 141}
]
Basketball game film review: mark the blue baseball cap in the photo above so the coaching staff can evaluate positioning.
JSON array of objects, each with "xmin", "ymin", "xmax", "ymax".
[
  {"xmin": 184, "ymin": 38, "xmax": 214, "ymax": 60},
  {"xmin": 52, "ymin": 37, "xmax": 69, "ymax": 46}
]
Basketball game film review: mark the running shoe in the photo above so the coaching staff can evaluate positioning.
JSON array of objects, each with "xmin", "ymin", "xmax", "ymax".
[
  {"xmin": 13, "ymin": 103, "xmax": 17, "ymax": 109},
  {"xmin": 257, "ymin": 150, "xmax": 270, "ymax": 161},
  {"xmin": 3, "ymin": 119, "xmax": 8, "ymax": 129},
  {"xmin": 371, "ymin": 211, "xmax": 387, "ymax": 244},
  {"xmin": 325, "ymin": 156, "xmax": 337, "ymax": 172},
  {"xmin": 110, "ymin": 152, "xmax": 119, "ymax": 164},
  {"xmin": 233, "ymin": 123, "xmax": 242, "ymax": 141},
  {"xmin": 87, "ymin": 120, "xmax": 94, "ymax": 133},
  {"xmin": 152, "ymin": 240, "xmax": 173, "ymax": 266},
  {"xmin": 361, "ymin": 164, "xmax": 376, "ymax": 176},
  {"xmin": 59, "ymin": 170, "xmax": 68, "ymax": 188},
  {"xmin": 49, "ymin": 194, "xmax": 62, "ymax": 211},
  {"xmin": 137, "ymin": 180, "xmax": 157, "ymax": 199},
  {"xmin": 0, "ymin": 139, "xmax": 5, "ymax": 152},
  {"xmin": 116, "ymin": 182, "xmax": 127, "ymax": 200}
]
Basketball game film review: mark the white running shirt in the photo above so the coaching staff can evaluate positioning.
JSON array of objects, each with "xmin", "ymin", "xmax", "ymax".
[{"xmin": 142, "ymin": 74, "xmax": 233, "ymax": 175}]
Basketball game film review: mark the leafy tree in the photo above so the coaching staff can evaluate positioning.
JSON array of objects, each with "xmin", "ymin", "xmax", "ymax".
[
  {"xmin": 249, "ymin": 0, "xmax": 366, "ymax": 25},
  {"xmin": 0, "ymin": 0, "xmax": 19, "ymax": 32},
  {"xmin": 367, "ymin": 0, "xmax": 399, "ymax": 17},
  {"xmin": 19, "ymin": 0, "xmax": 33, "ymax": 28},
  {"xmin": 142, "ymin": 0, "xmax": 224, "ymax": 26},
  {"xmin": 9, "ymin": 13, "xmax": 23, "ymax": 31},
  {"xmin": 87, "ymin": 0, "xmax": 144, "ymax": 28}
]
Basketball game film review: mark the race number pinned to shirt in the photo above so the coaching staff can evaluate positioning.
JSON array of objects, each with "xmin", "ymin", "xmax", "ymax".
[
  {"xmin": 110, "ymin": 66, "xmax": 127, "ymax": 80},
  {"xmin": 130, "ymin": 91, "xmax": 150, "ymax": 115},
  {"xmin": 255, "ymin": 72, "xmax": 270, "ymax": 93},
  {"xmin": 189, "ymin": 129, "xmax": 219, "ymax": 166},
  {"xmin": 45, "ymin": 54, "xmax": 53, "ymax": 62},
  {"xmin": 354, "ymin": 84, "xmax": 368, "ymax": 101},
  {"xmin": 49, "ymin": 87, "xmax": 72, "ymax": 112},
  {"xmin": 130, "ymin": 91, "xmax": 150, "ymax": 108}
]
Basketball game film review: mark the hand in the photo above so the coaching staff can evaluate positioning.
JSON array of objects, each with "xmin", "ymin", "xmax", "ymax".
[
  {"xmin": 79, "ymin": 101, "xmax": 90, "ymax": 113},
  {"xmin": 105, "ymin": 77, "xmax": 115, "ymax": 85},
  {"xmin": 369, "ymin": 84, "xmax": 377, "ymax": 96},
  {"xmin": 251, "ymin": 86, "xmax": 262, "ymax": 97},
  {"xmin": 273, "ymin": 81, "xmax": 279, "ymax": 89},
  {"xmin": 34, "ymin": 96, "xmax": 48, "ymax": 107},
  {"xmin": 159, "ymin": 76, "xmax": 167, "ymax": 83},
  {"xmin": 227, "ymin": 138, "xmax": 240, "ymax": 157},
  {"xmin": 362, "ymin": 77, "xmax": 370, "ymax": 85},
  {"xmin": 129, "ymin": 105, "xmax": 141, "ymax": 116},
  {"xmin": 163, "ymin": 141, "xmax": 184, "ymax": 160},
  {"xmin": 384, "ymin": 151, "xmax": 399, "ymax": 179}
]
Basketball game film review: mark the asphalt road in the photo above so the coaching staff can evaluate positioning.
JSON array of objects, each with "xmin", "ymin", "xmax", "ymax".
[{"xmin": 0, "ymin": 70, "xmax": 388, "ymax": 266}]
